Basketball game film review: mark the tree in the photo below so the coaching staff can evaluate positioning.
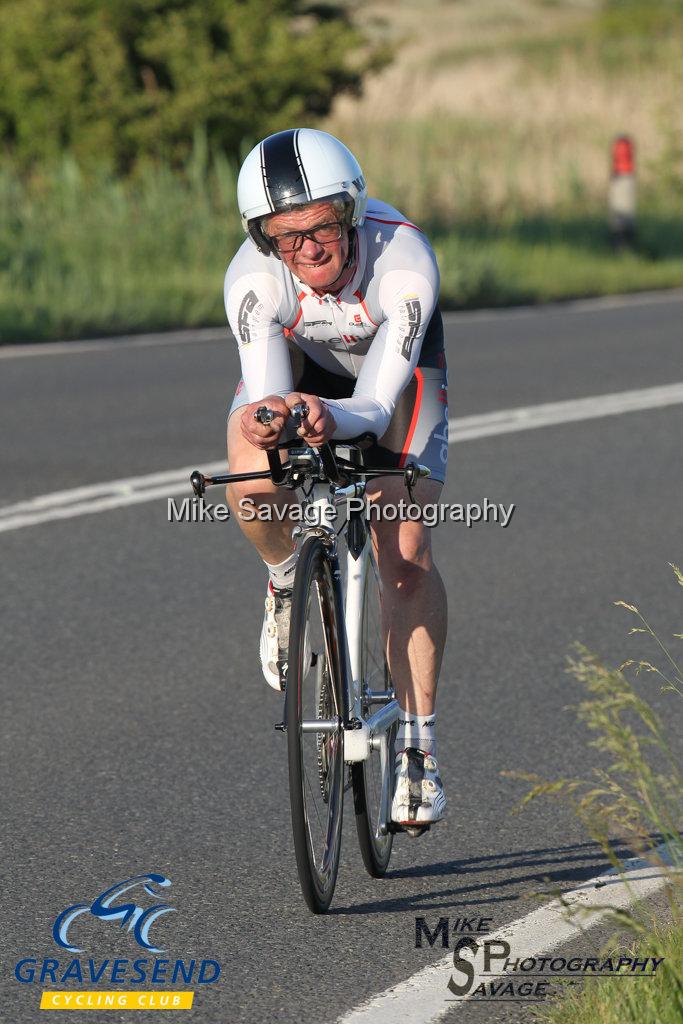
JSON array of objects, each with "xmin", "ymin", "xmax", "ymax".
[{"xmin": 0, "ymin": 0, "xmax": 382, "ymax": 171}]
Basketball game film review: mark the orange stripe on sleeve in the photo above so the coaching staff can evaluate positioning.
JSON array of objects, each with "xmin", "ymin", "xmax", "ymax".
[{"xmin": 398, "ymin": 368, "xmax": 424, "ymax": 468}]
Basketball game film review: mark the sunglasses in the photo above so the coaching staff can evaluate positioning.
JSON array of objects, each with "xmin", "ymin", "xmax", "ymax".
[{"xmin": 269, "ymin": 221, "xmax": 344, "ymax": 254}]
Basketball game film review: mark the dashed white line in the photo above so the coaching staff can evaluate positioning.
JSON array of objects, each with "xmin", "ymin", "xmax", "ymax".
[{"xmin": 1, "ymin": 382, "xmax": 682, "ymax": 533}]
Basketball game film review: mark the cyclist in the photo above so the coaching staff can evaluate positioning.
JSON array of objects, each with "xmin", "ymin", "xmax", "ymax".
[{"xmin": 224, "ymin": 128, "xmax": 448, "ymax": 828}]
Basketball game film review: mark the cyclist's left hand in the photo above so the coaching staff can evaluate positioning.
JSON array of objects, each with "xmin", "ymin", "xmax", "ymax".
[{"xmin": 285, "ymin": 392, "xmax": 337, "ymax": 446}]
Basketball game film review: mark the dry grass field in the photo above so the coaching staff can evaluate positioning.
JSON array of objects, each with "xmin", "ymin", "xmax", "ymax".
[{"xmin": 326, "ymin": 0, "xmax": 683, "ymax": 221}]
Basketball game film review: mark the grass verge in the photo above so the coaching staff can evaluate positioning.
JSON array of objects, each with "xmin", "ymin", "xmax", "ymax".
[
  {"xmin": 3, "ymin": 156, "xmax": 683, "ymax": 344},
  {"xmin": 536, "ymin": 919, "xmax": 683, "ymax": 1024},
  {"xmin": 431, "ymin": 207, "xmax": 683, "ymax": 308},
  {"xmin": 0, "ymin": 154, "xmax": 242, "ymax": 343},
  {"xmin": 511, "ymin": 566, "xmax": 683, "ymax": 1023}
]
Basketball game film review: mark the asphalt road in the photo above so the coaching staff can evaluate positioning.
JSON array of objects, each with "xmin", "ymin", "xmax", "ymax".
[{"xmin": 1, "ymin": 293, "xmax": 682, "ymax": 1024}]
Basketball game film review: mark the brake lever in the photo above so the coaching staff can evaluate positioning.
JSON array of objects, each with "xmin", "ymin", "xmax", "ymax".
[
  {"xmin": 255, "ymin": 402, "xmax": 311, "ymax": 433},
  {"xmin": 254, "ymin": 403, "xmax": 313, "ymax": 485},
  {"xmin": 190, "ymin": 470, "xmax": 206, "ymax": 498},
  {"xmin": 290, "ymin": 401, "xmax": 310, "ymax": 428},
  {"xmin": 254, "ymin": 405, "xmax": 276, "ymax": 426},
  {"xmin": 403, "ymin": 462, "xmax": 431, "ymax": 504}
]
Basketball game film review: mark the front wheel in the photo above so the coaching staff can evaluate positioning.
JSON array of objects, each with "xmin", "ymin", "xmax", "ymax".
[{"xmin": 287, "ymin": 536, "xmax": 345, "ymax": 913}]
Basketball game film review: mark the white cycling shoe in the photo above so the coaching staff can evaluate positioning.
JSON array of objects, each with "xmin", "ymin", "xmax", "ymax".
[
  {"xmin": 260, "ymin": 580, "xmax": 292, "ymax": 691},
  {"xmin": 391, "ymin": 748, "xmax": 447, "ymax": 830},
  {"xmin": 259, "ymin": 580, "xmax": 312, "ymax": 691}
]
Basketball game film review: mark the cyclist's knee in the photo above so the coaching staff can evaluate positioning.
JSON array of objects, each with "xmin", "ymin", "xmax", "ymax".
[
  {"xmin": 373, "ymin": 521, "xmax": 433, "ymax": 593},
  {"xmin": 226, "ymin": 410, "xmax": 283, "ymax": 506},
  {"xmin": 228, "ymin": 413, "xmax": 269, "ymax": 471},
  {"xmin": 225, "ymin": 478, "xmax": 279, "ymax": 517}
]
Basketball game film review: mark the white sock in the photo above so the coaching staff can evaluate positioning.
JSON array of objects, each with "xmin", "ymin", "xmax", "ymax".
[
  {"xmin": 397, "ymin": 708, "xmax": 437, "ymax": 758},
  {"xmin": 264, "ymin": 549, "xmax": 298, "ymax": 590}
]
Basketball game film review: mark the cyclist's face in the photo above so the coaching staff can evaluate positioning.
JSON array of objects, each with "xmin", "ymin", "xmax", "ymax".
[{"xmin": 265, "ymin": 201, "xmax": 350, "ymax": 292}]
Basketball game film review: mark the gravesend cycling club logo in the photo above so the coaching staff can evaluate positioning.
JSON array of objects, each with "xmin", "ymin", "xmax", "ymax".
[
  {"xmin": 53, "ymin": 873, "xmax": 175, "ymax": 954},
  {"xmin": 13, "ymin": 872, "xmax": 221, "ymax": 1012}
]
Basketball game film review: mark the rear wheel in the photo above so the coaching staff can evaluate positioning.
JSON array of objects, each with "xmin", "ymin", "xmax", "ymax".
[
  {"xmin": 352, "ymin": 549, "xmax": 395, "ymax": 876},
  {"xmin": 287, "ymin": 536, "xmax": 345, "ymax": 913}
]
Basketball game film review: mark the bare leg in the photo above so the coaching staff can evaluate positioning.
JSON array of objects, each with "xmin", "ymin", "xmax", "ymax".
[
  {"xmin": 225, "ymin": 410, "xmax": 297, "ymax": 564},
  {"xmin": 366, "ymin": 477, "xmax": 447, "ymax": 716},
  {"xmin": 227, "ymin": 413, "xmax": 447, "ymax": 714}
]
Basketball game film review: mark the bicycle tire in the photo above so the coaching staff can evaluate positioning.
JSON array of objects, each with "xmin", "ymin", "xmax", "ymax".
[
  {"xmin": 352, "ymin": 549, "xmax": 395, "ymax": 877},
  {"xmin": 287, "ymin": 536, "xmax": 345, "ymax": 913}
]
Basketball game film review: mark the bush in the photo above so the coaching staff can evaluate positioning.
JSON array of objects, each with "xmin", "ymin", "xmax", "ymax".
[{"xmin": 0, "ymin": 0, "xmax": 381, "ymax": 172}]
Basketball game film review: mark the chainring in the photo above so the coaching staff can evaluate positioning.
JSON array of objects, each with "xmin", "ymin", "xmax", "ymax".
[{"xmin": 315, "ymin": 657, "xmax": 332, "ymax": 802}]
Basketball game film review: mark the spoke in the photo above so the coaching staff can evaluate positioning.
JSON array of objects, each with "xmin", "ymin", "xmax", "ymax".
[
  {"xmin": 304, "ymin": 798, "xmax": 325, "ymax": 877},
  {"xmin": 315, "ymin": 581, "xmax": 338, "ymax": 715},
  {"xmin": 304, "ymin": 757, "xmax": 327, "ymax": 846},
  {"xmin": 303, "ymin": 573, "xmax": 338, "ymax": 873},
  {"xmin": 357, "ymin": 544, "xmax": 393, "ymax": 856}
]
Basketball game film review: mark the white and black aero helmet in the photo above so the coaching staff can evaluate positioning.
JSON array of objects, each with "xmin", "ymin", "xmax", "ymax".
[{"xmin": 237, "ymin": 128, "xmax": 368, "ymax": 256}]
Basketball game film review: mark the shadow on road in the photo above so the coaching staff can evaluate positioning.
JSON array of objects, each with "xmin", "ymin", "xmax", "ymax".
[{"xmin": 331, "ymin": 837, "xmax": 649, "ymax": 916}]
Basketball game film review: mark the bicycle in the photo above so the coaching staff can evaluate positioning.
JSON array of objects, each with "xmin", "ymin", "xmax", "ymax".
[{"xmin": 190, "ymin": 402, "xmax": 431, "ymax": 913}]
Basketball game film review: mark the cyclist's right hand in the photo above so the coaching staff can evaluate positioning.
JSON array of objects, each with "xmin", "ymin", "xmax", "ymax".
[{"xmin": 240, "ymin": 396, "xmax": 290, "ymax": 449}]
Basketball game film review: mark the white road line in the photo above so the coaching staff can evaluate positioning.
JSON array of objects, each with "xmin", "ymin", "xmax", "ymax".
[
  {"xmin": 449, "ymin": 381, "xmax": 683, "ymax": 441},
  {"xmin": 337, "ymin": 843, "xmax": 677, "ymax": 1024},
  {"xmin": 0, "ymin": 461, "xmax": 227, "ymax": 533},
  {"xmin": 1, "ymin": 381, "xmax": 682, "ymax": 533},
  {"xmin": 441, "ymin": 286, "xmax": 683, "ymax": 323},
  {"xmin": 1, "ymin": 463, "xmax": 227, "ymax": 512},
  {"xmin": 0, "ymin": 327, "xmax": 227, "ymax": 359},
  {"xmin": 2, "ymin": 289, "xmax": 683, "ymax": 357}
]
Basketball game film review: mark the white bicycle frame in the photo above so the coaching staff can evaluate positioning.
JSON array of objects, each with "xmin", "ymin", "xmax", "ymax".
[{"xmin": 299, "ymin": 478, "xmax": 399, "ymax": 836}]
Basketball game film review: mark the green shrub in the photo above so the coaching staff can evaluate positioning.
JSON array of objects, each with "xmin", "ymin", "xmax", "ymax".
[{"xmin": 0, "ymin": 0, "xmax": 381, "ymax": 172}]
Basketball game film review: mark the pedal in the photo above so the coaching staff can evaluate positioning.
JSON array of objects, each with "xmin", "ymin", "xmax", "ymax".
[
  {"xmin": 404, "ymin": 825, "xmax": 430, "ymax": 838},
  {"xmin": 387, "ymin": 822, "xmax": 431, "ymax": 837}
]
